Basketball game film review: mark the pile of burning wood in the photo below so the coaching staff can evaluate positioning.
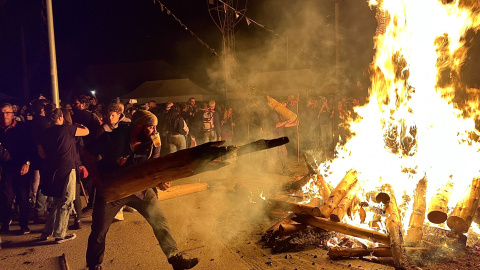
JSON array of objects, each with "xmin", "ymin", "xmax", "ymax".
[{"xmin": 258, "ymin": 170, "xmax": 480, "ymax": 269}]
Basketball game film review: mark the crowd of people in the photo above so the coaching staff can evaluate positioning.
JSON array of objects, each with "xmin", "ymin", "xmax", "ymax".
[{"xmin": 0, "ymin": 92, "xmax": 363, "ymax": 269}]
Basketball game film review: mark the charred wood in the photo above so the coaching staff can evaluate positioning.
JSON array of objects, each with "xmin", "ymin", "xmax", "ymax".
[{"xmin": 292, "ymin": 213, "xmax": 390, "ymax": 245}]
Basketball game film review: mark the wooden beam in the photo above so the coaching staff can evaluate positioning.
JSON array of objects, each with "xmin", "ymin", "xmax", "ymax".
[
  {"xmin": 427, "ymin": 180, "xmax": 455, "ymax": 224},
  {"xmin": 319, "ymin": 170, "xmax": 357, "ymax": 218},
  {"xmin": 100, "ymin": 138, "xmax": 288, "ymax": 202},
  {"xmin": 447, "ymin": 178, "xmax": 480, "ymax": 233},
  {"xmin": 292, "ymin": 213, "xmax": 390, "ymax": 245},
  {"xmin": 405, "ymin": 176, "xmax": 427, "ymax": 246},
  {"xmin": 157, "ymin": 183, "xmax": 208, "ymax": 201},
  {"xmin": 383, "ymin": 185, "xmax": 409, "ymax": 269}
]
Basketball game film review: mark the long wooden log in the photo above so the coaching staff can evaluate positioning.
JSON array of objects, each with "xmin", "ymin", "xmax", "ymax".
[
  {"xmin": 405, "ymin": 176, "xmax": 427, "ymax": 246},
  {"xmin": 291, "ymin": 213, "xmax": 390, "ymax": 245},
  {"xmin": 447, "ymin": 178, "xmax": 480, "ymax": 233},
  {"xmin": 267, "ymin": 95, "xmax": 297, "ymax": 123},
  {"xmin": 267, "ymin": 198, "xmax": 322, "ymax": 216},
  {"xmin": 330, "ymin": 181, "xmax": 359, "ymax": 222},
  {"xmin": 427, "ymin": 180, "xmax": 455, "ymax": 224},
  {"xmin": 319, "ymin": 170, "xmax": 357, "ymax": 218},
  {"xmin": 383, "ymin": 185, "xmax": 409, "ymax": 269},
  {"xmin": 100, "ymin": 137, "xmax": 289, "ymax": 202},
  {"xmin": 316, "ymin": 173, "xmax": 332, "ymax": 201},
  {"xmin": 157, "ymin": 183, "xmax": 208, "ymax": 201},
  {"xmin": 327, "ymin": 246, "xmax": 434, "ymax": 259}
]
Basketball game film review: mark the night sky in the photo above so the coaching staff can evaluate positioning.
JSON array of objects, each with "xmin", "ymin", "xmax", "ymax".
[{"xmin": 0, "ymin": 0, "xmax": 478, "ymax": 104}]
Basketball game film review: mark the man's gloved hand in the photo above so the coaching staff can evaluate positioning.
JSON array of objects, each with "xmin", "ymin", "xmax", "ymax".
[
  {"xmin": 79, "ymin": 165, "xmax": 89, "ymax": 179},
  {"xmin": 158, "ymin": 182, "xmax": 171, "ymax": 191}
]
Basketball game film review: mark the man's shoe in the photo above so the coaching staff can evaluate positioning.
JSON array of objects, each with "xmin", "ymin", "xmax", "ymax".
[
  {"xmin": 38, "ymin": 234, "xmax": 50, "ymax": 241},
  {"xmin": 113, "ymin": 210, "xmax": 124, "ymax": 221},
  {"xmin": 168, "ymin": 253, "xmax": 199, "ymax": 270},
  {"xmin": 18, "ymin": 227, "xmax": 31, "ymax": 235},
  {"xmin": 88, "ymin": 265, "xmax": 102, "ymax": 270},
  {"xmin": 55, "ymin": 233, "xmax": 77, "ymax": 244},
  {"xmin": 69, "ymin": 219, "xmax": 82, "ymax": 230}
]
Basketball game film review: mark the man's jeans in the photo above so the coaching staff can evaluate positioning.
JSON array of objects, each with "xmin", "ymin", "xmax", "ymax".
[
  {"xmin": 86, "ymin": 188, "xmax": 178, "ymax": 267},
  {"xmin": 167, "ymin": 134, "xmax": 186, "ymax": 153},
  {"xmin": 203, "ymin": 130, "xmax": 218, "ymax": 142},
  {"xmin": 42, "ymin": 169, "xmax": 76, "ymax": 239}
]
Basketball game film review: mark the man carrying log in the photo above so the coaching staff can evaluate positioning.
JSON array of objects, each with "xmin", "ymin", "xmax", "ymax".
[{"xmin": 86, "ymin": 110, "xmax": 198, "ymax": 270}]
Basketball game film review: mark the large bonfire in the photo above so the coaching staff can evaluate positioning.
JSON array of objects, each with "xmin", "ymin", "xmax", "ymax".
[{"xmin": 316, "ymin": 0, "xmax": 480, "ymax": 232}]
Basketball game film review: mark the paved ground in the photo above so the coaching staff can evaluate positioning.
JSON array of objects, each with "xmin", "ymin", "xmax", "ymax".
[{"xmin": 0, "ymin": 152, "xmax": 393, "ymax": 270}]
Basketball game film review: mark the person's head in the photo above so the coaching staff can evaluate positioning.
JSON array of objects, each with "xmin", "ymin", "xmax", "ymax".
[
  {"xmin": 148, "ymin": 101, "xmax": 157, "ymax": 109},
  {"xmin": 1, "ymin": 103, "xmax": 15, "ymax": 127},
  {"xmin": 208, "ymin": 100, "xmax": 216, "ymax": 110},
  {"xmin": 12, "ymin": 104, "xmax": 19, "ymax": 114},
  {"xmin": 32, "ymin": 99, "xmax": 49, "ymax": 116},
  {"xmin": 50, "ymin": 108, "xmax": 64, "ymax": 125},
  {"xmin": 60, "ymin": 108, "xmax": 73, "ymax": 125},
  {"xmin": 74, "ymin": 95, "xmax": 89, "ymax": 110},
  {"xmin": 107, "ymin": 103, "xmax": 124, "ymax": 125},
  {"xmin": 165, "ymin": 102, "xmax": 173, "ymax": 111},
  {"xmin": 188, "ymin": 97, "xmax": 196, "ymax": 106},
  {"xmin": 132, "ymin": 110, "xmax": 158, "ymax": 137}
]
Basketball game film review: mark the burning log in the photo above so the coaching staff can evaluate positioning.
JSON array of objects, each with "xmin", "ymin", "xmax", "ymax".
[
  {"xmin": 405, "ymin": 176, "xmax": 427, "ymax": 246},
  {"xmin": 291, "ymin": 213, "xmax": 390, "ymax": 245},
  {"xmin": 330, "ymin": 181, "xmax": 360, "ymax": 222},
  {"xmin": 383, "ymin": 185, "xmax": 409, "ymax": 269},
  {"xmin": 327, "ymin": 246, "xmax": 434, "ymax": 259},
  {"xmin": 262, "ymin": 213, "xmax": 295, "ymax": 243},
  {"xmin": 157, "ymin": 183, "xmax": 208, "ymax": 201},
  {"xmin": 288, "ymin": 174, "xmax": 312, "ymax": 192},
  {"xmin": 100, "ymin": 137, "xmax": 288, "ymax": 202},
  {"xmin": 319, "ymin": 170, "xmax": 358, "ymax": 218},
  {"xmin": 267, "ymin": 198, "xmax": 321, "ymax": 217},
  {"xmin": 316, "ymin": 173, "xmax": 332, "ymax": 201},
  {"xmin": 427, "ymin": 180, "xmax": 455, "ymax": 224},
  {"xmin": 447, "ymin": 178, "xmax": 480, "ymax": 233}
]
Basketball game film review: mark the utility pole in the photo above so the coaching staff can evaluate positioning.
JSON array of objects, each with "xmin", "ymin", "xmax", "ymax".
[
  {"xmin": 46, "ymin": 0, "xmax": 59, "ymax": 107},
  {"xmin": 335, "ymin": 0, "xmax": 340, "ymax": 87},
  {"xmin": 208, "ymin": 0, "xmax": 247, "ymax": 100}
]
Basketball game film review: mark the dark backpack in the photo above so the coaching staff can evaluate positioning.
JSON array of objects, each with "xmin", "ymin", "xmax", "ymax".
[{"xmin": 203, "ymin": 110, "xmax": 214, "ymax": 131}]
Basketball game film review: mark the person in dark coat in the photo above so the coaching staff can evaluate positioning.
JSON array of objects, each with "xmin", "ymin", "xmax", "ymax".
[
  {"xmin": 38, "ymin": 108, "xmax": 89, "ymax": 243},
  {"xmin": 0, "ymin": 103, "xmax": 34, "ymax": 234},
  {"xmin": 86, "ymin": 110, "xmax": 198, "ymax": 270}
]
